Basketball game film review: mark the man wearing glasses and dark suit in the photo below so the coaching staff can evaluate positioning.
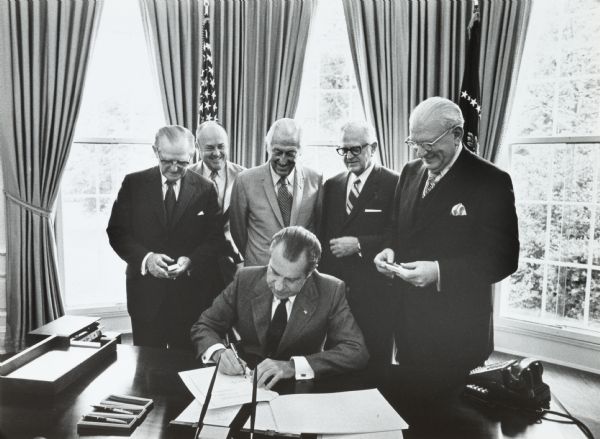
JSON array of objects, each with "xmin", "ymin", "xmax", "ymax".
[
  {"xmin": 319, "ymin": 121, "xmax": 399, "ymax": 380},
  {"xmin": 107, "ymin": 125, "xmax": 222, "ymax": 350}
]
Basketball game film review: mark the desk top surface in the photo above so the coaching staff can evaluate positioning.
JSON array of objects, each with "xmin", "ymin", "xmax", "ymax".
[{"xmin": 0, "ymin": 344, "xmax": 584, "ymax": 439}]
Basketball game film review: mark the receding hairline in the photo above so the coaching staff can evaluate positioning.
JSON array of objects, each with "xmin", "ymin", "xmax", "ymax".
[
  {"xmin": 154, "ymin": 125, "xmax": 195, "ymax": 152},
  {"xmin": 265, "ymin": 118, "xmax": 303, "ymax": 149},
  {"xmin": 340, "ymin": 120, "xmax": 377, "ymax": 144},
  {"xmin": 409, "ymin": 97, "xmax": 464, "ymax": 131}
]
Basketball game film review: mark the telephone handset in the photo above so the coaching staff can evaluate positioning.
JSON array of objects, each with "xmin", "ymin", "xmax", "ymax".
[{"xmin": 464, "ymin": 357, "xmax": 551, "ymax": 409}]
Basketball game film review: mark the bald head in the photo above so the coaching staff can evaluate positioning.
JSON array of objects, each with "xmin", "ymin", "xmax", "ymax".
[
  {"xmin": 196, "ymin": 121, "xmax": 229, "ymax": 171},
  {"xmin": 266, "ymin": 118, "xmax": 303, "ymax": 178},
  {"xmin": 409, "ymin": 97, "xmax": 464, "ymax": 133}
]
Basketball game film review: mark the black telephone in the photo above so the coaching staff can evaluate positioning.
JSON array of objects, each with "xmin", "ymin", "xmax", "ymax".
[{"xmin": 464, "ymin": 358, "xmax": 551, "ymax": 409}]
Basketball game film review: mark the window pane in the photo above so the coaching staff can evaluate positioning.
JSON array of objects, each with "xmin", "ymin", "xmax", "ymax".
[
  {"xmin": 545, "ymin": 265, "xmax": 586, "ymax": 323},
  {"xmin": 548, "ymin": 205, "xmax": 591, "ymax": 264},
  {"xmin": 511, "ymin": 144, "xmax": 551, "ymax": 201},
  {"xmin": 551, "ymin": 144, "xmax": 596, "ymax": 203},
  {"xmin": 506, "ymin": 262, "xmax": 543, "ymax": 318},
  {"xmin": 591, "ymin": 270, "xmax": 600, "ymax": 329},
  {"xmin": 517, "ymin": 203, "xmax": 547, "ymax": 260}
]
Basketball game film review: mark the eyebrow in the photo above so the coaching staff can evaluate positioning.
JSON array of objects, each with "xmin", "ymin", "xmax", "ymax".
[{"xmin": 270, "ymin": 265, "xmax": 302, "ymax": 282}]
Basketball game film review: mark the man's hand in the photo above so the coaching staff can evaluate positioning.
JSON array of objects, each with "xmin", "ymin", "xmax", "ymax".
[
  {"xmin": 146, "ymin": 253, "xmax": 175, "ymax": 279},
  {"xmin": 329, "ymin": 237, "xmax": 360, "ymax": 258},
  {"xmin": 167, "ymin": 256, "xmax": 191, "ymax": 279},
  {"xmin": 213, "ymin": 348, "xmax": 247, "ymax": 375},
  {"xmin": 374, "ymin": 248, "xmax": 396, "ymax": 278},
  {"xmin": 256, "ymin": 359, "xmax": 295, "ymax": 390},
  {"xmin": 392, "ymin": 261, "xmax": 438, "ymax": 288}
]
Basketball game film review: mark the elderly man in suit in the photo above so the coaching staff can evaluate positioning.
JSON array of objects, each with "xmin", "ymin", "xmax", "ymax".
[
  {"xmin": 374, "ymin": 97, "xmax": 519, "ymax": 421},
  {"xmin": 107, "ymin": 125, "xmax": 222, "ymax": 350},
  {"xmin": 191, "ymin": 226, "xmax": 368, "ymax": 389},
  {"xmin": 190, "ymin": 121, "xmax": 245, "ymax": 285},
  {"xmin": 230, "ymin": 118, "xmax": 322, "ymax": 267},
  {"xmin": 320, "ymin": 121, "xmax": 399, "ymax": 372}
]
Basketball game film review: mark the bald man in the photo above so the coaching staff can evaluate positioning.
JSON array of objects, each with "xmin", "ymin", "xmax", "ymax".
[
  {"xmin": 230, "ymin": 118, "xmax": 323, "ymax": 266},
  {"xmin": 190, "ymin": 121, "xmax": 246, "ymax": 285},
  {"xmin": 107, "ymin": 125, "xmax": 222, "ymax": 349}
]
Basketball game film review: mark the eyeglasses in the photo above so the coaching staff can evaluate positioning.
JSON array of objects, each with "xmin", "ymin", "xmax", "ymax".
[
  {"xmin": 336, "ymin": 143, "xmax": 371, "ymax": 157},
  {"xmin": 405, "ymin": 126, "xmax": 458, "ymax": 152},
  {"xmin": 158, "ymin": 157, "xmax": 191, "ymax": 168}
]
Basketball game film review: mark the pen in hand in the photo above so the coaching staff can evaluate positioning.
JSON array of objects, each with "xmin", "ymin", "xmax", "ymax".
[{"xmin": 229, "ymin": 343, "xmax": 247, "ymax": 378}]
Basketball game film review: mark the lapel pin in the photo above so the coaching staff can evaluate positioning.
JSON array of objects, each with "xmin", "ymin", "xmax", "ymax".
[{"xmin": 303, "ymin": 310, "xmax": 308, "ymax": 315}]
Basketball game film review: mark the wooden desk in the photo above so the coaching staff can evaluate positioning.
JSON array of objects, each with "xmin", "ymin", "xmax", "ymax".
[{"xmin": 0, "ymin": 345, "xmax": 584, "ymax": 439}]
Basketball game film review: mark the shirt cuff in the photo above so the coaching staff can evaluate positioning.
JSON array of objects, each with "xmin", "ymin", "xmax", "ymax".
[
  {"xmin": 356, "ymin": 239, "xmax": 362, "ymax": 258},
  {"xmin": 202, "ymin": 343, "xmax": 227, "ymax": 364},
  {"xmin": 141, "ymin": 252, "xmax": 153, "ymax": 275},
  {"xmin": 435, "ymin": 260, "xmax": 441, "ymax": 292},
  {"xmin": 291, "ymin": 356, "xmax": 315, "ymax": 380}
]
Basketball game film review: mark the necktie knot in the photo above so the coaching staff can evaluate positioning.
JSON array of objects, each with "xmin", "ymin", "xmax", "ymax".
[
  {"xmin": 166, "ymin": 179, "xmax": 176, "ymax": 187},
  {"xmin": 422, "ymin": 172, "xmax": 440, "ymax": 198},
  {"xmin": 210, "ymin": 170, "xmax": 218, "ymax": 181},
  {"xmin": 346, "ymin": 177, "xmax": 361, "ymax": 215},
  {"xmin": 164, "ymin": 180, "xmax": 177, "ymax": 224}
]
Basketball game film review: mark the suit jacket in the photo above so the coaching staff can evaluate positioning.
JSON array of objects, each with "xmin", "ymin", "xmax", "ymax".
[
  {"xmin": 388, "ymin": 146, "xmax": 519, "ymax": 371},
  {"xmin": 106, "ymin": 167, "xmax": 223, "ymax": 321},
  {"xmin": 229, "ymin": 163, "xmax": 323, "ymax": 266},
  {"xmin": 319, "ymin": 165, "xmax": 400, "ymax": 359},
  {"xmin": 191, "ymin": 266, "xmax": 369, "ymax": 377}
]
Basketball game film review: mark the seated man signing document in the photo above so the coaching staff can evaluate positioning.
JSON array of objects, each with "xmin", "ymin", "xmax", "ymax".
[{"xmin": 191, "ymin": 226, "xmax": 368, "ymax": 389}]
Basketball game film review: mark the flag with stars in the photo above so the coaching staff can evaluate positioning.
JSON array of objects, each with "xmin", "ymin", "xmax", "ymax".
[
  {"xmin": 459, "ymin": 8, "xmax": 481, "ymax": 154},
  {"xmin": 198, "ymin": 8, "xmax": 218, "ymax": 124}
]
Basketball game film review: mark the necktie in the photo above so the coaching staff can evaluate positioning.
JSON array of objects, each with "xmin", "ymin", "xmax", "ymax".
[
  {"xmin": 266, "ymin": 298, "xmax": 289, "ymax": 358},
  {"xmin": 165, "ymin": 180, "xmax": 177, "ymax": 224},
  {"xmin": 422, "ymin": 172, "xmax": 440, "ymax": 198},
  {"xmin": 346, "ymin": 178, "xmax": 361, "ymax": 215},
  {"xmin": 277, "ymin": 177, "xmax": 292, "ymax": 227},
  {"xmin": 209, "ymin": 170, "xmax": 222, "ymax": 210}
]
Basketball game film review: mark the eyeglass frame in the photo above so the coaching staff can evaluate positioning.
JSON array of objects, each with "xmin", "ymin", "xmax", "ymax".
[
  {"xmin": 157, "ymin": 154, "xmax": 192, "ymax": 169},
  {"xmin": 405, "ymin": 125, "xmax": 460, "ymax": 152},
  {"xmin": 336, "ymin": 142, "xmax": 373, "ymax": 157}
]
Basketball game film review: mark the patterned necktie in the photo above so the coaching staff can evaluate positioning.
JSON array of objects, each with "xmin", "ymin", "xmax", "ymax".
[
  {"xmin": 266, "ymin": 298, "xmax": 289, "ymax": 358},
  {"xmin": 209, "ymin": 170, "xmax": 222, "ymax": 210},
  {"xmin": 422, "ymin": 172, "xmax": 440, "ymax": 198},
  {"xmin": 165, "ymin": 180, "xmax": 177, "ymax": 224},
  {"xmin": 277, "ymin": 177, "xmax": 292, "ymax": 227},
  {"xmin": 346, "ymin": 178, "xmax": 361, "ymax": 215}
]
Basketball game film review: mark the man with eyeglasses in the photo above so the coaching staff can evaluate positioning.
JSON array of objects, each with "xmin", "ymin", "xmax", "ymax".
[
  {"xmin": 373, "ymin": 97, "xmax": 519, "ymax": 424},
  {"xmin": 319, "ymin": 121, "xmax": 399, "ymax": 380},
  {"xmin": 107, "ymin": 125, "xmax": 222, "ymax": 350},
  {"xmin": 230, "ymin": 118, "xmax": 323, "ymax": 266},
  {"xmin": 191, "ymin": 226, "xmax": 368, "ymax": 389},
  {"xmin": 190, "ymin": 121, "xmax": 246, "ymax": 286}
]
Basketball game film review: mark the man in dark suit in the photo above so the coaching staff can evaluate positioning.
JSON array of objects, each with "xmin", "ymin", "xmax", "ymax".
[
  {"xmin": 374, "ymin": 97, "xmax": 519, "ymax": 420},
  {"xmin": 107, "ymin": 125, "xmax": 222, "ymax": 350},
  {"xmin": 320, "ymin": 121, "xmax": 399, "ymax": 371},
  {"xmin": 230, "ymin": 118, "xmax": 322, "ymax": 266},
  {"xmin": 190, "ymin": 121, "xmax": 245, "ymax": 286},
  {"xmin": 191, "ymin": 226, "xmax": 368, "ymax": 389}
]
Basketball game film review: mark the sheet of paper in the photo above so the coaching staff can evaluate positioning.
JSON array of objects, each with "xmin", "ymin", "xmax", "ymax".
[
  {"xmin": 171, "ymin": 400, "xmax": 241, "ymax": 427},
  {"xmin": 269, "ymin": 389, "xmax": 408, "ymax": 434},
  {"xmin": 319, "ymin": 431, "xmax": 403, "ymax": 439},
  {"xmin": 179, "ymin": 367, "xmax": 278, "ymax": 409},
  {"xmin": 242, "ymin": 401, "xmax": 284, "ymax": 433}
]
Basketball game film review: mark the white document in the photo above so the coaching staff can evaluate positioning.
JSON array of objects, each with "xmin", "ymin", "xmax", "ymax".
[
  {"xmin": 171, "ymin": 400, "xmax": 241, "ymax": 427},
  {"xmin": 269, "ymin": 389, "xmax": 408, "ymax": 434},
  {"xmin": 320, "ymin": 431, "xmax": 403, "ymax": 439},
  {"xmin": 179, "ymin": 367, "xmax": 278, "ymax": 409}
]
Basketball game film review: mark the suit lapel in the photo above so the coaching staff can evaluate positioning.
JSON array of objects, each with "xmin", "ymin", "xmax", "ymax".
[
  {"xmin": 251, "ymin": 276, "xmax": 274, "ymax": 350},
  {"xmin": 149, "ymin": 167, "xmax": 168, "ymax": 229},
  {"xmin": 343, "ymin": 165, "xmax": 380, "ymax": 227},
  {"xmin": 261, "ymin": 164, "xmax": 285, "ymax": 228},
  {"xmin": 401, "ymin": 165, "xmax": 428, "ymax": 230},
  {"xmin": 223, "ymin": 161, "xmax": 235, "ymax": 213},
  {"xmin": 289, "ymin": 166, "xmax": 305, "ymax": 226},
  {"xmin": 170, "ymin": 171, "xmax": 196, "ymax": 228},
  {"xmin": 277, "ymin": 275, "xmax": 318, "ymax": 355}
]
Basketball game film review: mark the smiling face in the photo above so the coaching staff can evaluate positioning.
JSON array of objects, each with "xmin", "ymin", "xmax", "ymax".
[
  {"xmin": 197, "ymin": 124, "xmax": 229, "ymax": 172},
  {"xmin": 340, "ymin": 125, "xmax": 376, "ymax": 175},
  {"xmin": 267, "ymin": 119, "xmax": 302, "ymax": 178},
  {"xmin": 409, "ymin": 119, "xmax": 461, "ymax": 173},
  {"xmin": 266, "ymin": 242, "xmax": 309, "ymax": 299},
  {"xmin": 153, "ymin": 128, "xmax": 194, "ymax": 182}
]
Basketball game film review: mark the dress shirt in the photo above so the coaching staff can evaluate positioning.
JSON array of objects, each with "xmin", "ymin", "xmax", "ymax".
[
  {"xmin": 269, "ymin": 165, "xmax": 295, "ymax": 196},
  {"xmin": 198, "ymin": 162, "xmax": 226, "ymax": 209},
  {"xmin": 345, "ymin": 162, "xmax": 375, "ymax": 200},
  {"xmin": 202, "ymin": 293, "xmax": 315, "ymax": 380}
]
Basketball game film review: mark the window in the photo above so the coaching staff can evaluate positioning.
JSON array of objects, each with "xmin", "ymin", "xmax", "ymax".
[
  {"xmin": 296, "ymin": 0, "xmax": 365, "ymax": 179},
  {"xmin": 60, "ymin": 0, "xmax": 164, "ymax": 310},
  {"xmin": 499, "ymin": 0, "xmax": 600, "ymax": 335}
]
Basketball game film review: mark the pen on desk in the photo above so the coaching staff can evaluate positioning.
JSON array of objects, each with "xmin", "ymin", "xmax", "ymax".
[
  {"xmin": 91, "ymin": 404, "xmax": 135, "ymax": 415},
  {"xmin": 229, "ymin": 342, "xmax": 247, "ymax": 378},
  {"xmin": 250, "ymin": 367, "xmax": 258, "ymax": 439},
  {"xmin": 83, "ymin": 414, "xmax": 129, "ymax": 424},
  {"xmin": 195, "ymin": 356, "xmax": 221, "ymax": 439}
]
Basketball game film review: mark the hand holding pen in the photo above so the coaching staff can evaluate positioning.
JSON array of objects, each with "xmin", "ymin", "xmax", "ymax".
[{"xmin": 215, "ymin": 346, "xmax": 248, "ymax": 376}]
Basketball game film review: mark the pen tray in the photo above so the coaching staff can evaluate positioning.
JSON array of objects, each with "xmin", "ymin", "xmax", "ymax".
[{"xmin": 77, "ymin": 394, "xmax": 153, "ymax": 435}]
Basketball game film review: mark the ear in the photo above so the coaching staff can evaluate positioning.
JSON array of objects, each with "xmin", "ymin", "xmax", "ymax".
[
  {"xmin": 370, "ymin": 142, "xmax": 379, "ymax": 154},
  {"xmin": 453, "ymin": 126, "xmax": 464, "ymax": 144}
]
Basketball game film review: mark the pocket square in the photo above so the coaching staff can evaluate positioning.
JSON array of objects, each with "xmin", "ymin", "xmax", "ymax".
[
  {"xmin": 451, "ymin": 203, "xmax": 467, "ymax": 216},
  {"xmin": 364, "ymin": 209, "xmax": 382, "ymax": 213},
  {"xmin": 197, "ymin": 211, "xmax": 205, "ymax": 216}
]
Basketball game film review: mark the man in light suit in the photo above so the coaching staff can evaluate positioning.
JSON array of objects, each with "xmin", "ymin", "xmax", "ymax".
[
  {"xmin": 191, "ymin": 226, "xmax": 368, "ymax": 389},
  {"xmin": 107, "ymin": 125, "xmax": 222, "ymax": 350},
  {"xmin": 374, "ymin": 97, "xmax": 519, "ymax": 421},
  {"xmin": 190, "ymin": 121, "xmax": 245, "ymax": 285},
  {"xmin": 320, "ymin": 121, "xmax": 399, "ymax": 371},
  {"xmin": 230, "ymin": 118, "xmax": 323, "ymax": 266}
]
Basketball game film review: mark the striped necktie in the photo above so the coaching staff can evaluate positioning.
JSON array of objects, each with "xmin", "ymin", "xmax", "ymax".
[
  {"xmin": 422, "ymin": 172, "xmax": 440, "ymax": 198},
  {"xmin": 346, "ymin": 178, "xmax": 361, "ymax": 215},
  {"xmin": 277, "ymin": 177, "xmax": 292, "ymax": 227}
]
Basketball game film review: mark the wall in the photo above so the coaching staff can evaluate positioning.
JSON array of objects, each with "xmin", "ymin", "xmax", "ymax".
[{"xmin": 0, "ymin": 157, "xmax": 6, "ymax": 353}]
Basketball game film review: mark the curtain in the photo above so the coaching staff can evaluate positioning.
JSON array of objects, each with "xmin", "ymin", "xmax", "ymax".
[
  {"xmin": 213, "ymin": 0, "xmax": 316, "ymax": 167},
  {"xmin": 139, "ymin": 0, "xmax": 203, "ymax": 133},
  {"xmin": 343, "ymin": 0, "xmax": 471, "ymax": 172},
  {"xmin": 478, "ymin": 0, "xmax": 532, "ymax": 162},
  {"xmin": 0, "ymin": 0, "xmax": 104, "ymax": 351}
]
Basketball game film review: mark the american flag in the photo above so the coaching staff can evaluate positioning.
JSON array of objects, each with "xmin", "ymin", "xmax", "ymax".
[
  {"xmin": 459, "ymin": 7, "xmax": 481, "ymax": 154},
  {"xmin": 198, "ymin": 7, "xmax": 218, "ymax": 124}
]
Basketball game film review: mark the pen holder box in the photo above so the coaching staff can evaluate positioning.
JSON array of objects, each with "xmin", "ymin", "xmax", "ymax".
[
  {"xmin": 0, "ymin": 334, "xmax": 118, "ymax": 395},
  {"xmin": 100, "ymin": 394, "xmax": 154, "ymax": 412},
  {"xmin": 76, "ymin": 394, "xmax": 154, "ymax": 435}
]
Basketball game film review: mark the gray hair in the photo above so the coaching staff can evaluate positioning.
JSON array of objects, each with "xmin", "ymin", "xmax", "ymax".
[
  {"xmin": 265, "ymin": 118, "xmax": 303, "ymax": 149},
  {"xmin": 409, "ymin": 97, "xmax": 464, "ymax": 131},
  {"xmin": 270, "ymin": 226, "xmax": 321, "ymax": 274},
  {"xmin": 154, "ymin": 125, "xmax": 195, "ymax": 152},
  {"xmin": 340, "ymin": 120, "xmax": 377, "ymax": 145}
]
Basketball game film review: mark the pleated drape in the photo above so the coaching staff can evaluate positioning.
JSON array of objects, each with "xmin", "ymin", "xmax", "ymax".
[
  {"xmin": 213, "ymin": 0, "xmax": 316, "ymax": 167},
  {"xmin": 0, "ymin": 0, "xmax": 104, "ymax": 351},
  {"xmin": 139, "ymin": 0, "xmax": 203, "ymax": 133}
]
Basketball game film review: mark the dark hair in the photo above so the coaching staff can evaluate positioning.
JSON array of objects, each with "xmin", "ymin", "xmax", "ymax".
[{"xmin": 270, "ymin": 226, "xmax": 321, "ymax": 274}]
